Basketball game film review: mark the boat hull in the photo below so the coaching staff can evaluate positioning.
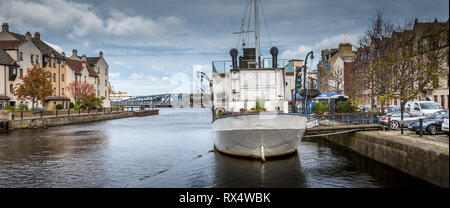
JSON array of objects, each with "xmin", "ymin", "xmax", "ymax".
[{"xmin": 213, "ymin": 113, "xmax": 306, "ymax": 160}]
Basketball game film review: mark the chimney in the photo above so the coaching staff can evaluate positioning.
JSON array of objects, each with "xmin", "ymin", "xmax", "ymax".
[
  {"xmin": 99, "ymin": 50, "xmax": 103, "ymax": 57},
  {"xmin": 62, "ymin": 52, "xmax": 65, "ymax": 57},
  {"xmin": 25, "ymin": 31, "xmax": 31, "ymax": 40},
  {"xmin": 339, "ymin": 43, "xmax": 352, "ymax": 53},
  {"xmin": 72, "ymin": 49, "xmax": 78, "ymax": 57},
  {"xmin": 81, "ymin": 54, "xmax": 87, "ymax": 62},
  {"xmin": 34, "ymin": 32, "xmax": 40, "ymax": 40},
  {"xmin": 1, "ymin": 23, "xmax": 8, "ymax": 32},
  {"xmin": 434, "ymin": 18, "xmax": 438, "ymax": 23},
  {"xmin": 270, "ymin": 47, "xmax": 278, "ymax": 68}
]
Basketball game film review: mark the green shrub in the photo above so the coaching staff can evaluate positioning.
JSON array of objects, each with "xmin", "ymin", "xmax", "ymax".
[
  {"xmin": 313, "ymin": 102, "xmax": 325, "ymax": 114},
  {"xmin": 4, "ymin": 105, "xmax": 15, "ymax": 112},
  {"xmin": 336, "ymin": 101, "xmax": 355, "ymax": 113},
  {"xmin": 55, "ymin": 104, "xmax": 63, "ymax": 110},
  {"xmin": 69, "ymin": 102, "xmax": 74, "ymax": 109},
  {"xmin": 17, "ymin": 104, "xmax": 29, "ymax": 112},
  {"xmin": 73, "ymin": 103, "xmax": 80, "ymax": 110},
  {"xmin": 31, "ymin": 107, "xmax": 45, "ymax": 114}
]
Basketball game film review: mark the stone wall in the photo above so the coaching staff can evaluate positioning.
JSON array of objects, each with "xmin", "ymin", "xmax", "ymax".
[
  {"xmin": 10, "ymin": 111, "xmax": 134, "ymax": 130},
  {"xmin": 315, "ymin": 131, "xmax": 449, "ymax": 188}
]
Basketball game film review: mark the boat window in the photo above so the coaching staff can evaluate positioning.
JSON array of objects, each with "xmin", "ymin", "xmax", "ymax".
[{"xmin": 420, "ymin": 102, "xmax": 441, "ymax": 109}]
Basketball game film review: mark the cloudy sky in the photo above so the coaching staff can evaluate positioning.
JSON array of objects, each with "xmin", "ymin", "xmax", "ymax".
[{"xmin": 1, "ymin": 0, "xmax": 448, "ymax": 96}]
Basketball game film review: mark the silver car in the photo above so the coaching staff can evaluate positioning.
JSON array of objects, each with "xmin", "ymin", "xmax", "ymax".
[{"xmin": 379, "ymin": 111, "xmax": 425, "ymax": 130}]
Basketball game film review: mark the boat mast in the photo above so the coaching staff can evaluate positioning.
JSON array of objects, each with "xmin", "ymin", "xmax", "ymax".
[{"xmin": 254, "ymin": 0, "xmax": 259, "ymax": 68}]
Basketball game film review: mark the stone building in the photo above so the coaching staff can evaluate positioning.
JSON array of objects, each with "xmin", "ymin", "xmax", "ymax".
[
  {"xmin": 0, "ymin": 46, "xmax": 18, "ymax": 109},
  {"xmin": 317, "ymin": 43, "xmax": 356, "ymax": 94},
  {"xmin": 68, "ymin": 50, "xmax": 110, "ymax": 108},
  {"xmin": 353, "ymin": 18, "xmax": 449, "ymax": 109}
]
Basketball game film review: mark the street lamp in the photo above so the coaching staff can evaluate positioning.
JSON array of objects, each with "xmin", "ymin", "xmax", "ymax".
[{"xmin": 294, "ymin": 51, "xmax": 314, "ymax": 114}]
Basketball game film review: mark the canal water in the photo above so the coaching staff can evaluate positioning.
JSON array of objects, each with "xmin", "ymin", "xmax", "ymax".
[{"xmin": 0, "ymin": 108, "xmax": 432, "ymax": 188}]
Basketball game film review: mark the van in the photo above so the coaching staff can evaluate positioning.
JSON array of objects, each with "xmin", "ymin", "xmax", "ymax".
[{"xmin": 404, "ymin": 101, "xmax": 442, "ymax": 116}]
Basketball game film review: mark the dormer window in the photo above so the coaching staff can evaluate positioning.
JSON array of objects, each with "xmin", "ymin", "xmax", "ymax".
[
  {"xmin": 31, "ymin": 54, "xmax": 34, "ymax": 63},
  {"xmin": 19, "ymin": 52, "xmax": 23, "ymax": 61},
  {"xmin": 35, "ymin": 55, "xmax": 39, "ymax": 64}
]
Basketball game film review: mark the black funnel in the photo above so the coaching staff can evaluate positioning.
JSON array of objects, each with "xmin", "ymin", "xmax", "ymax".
[
  {"xmin": 270, "ymin": 47, "xmax": 278, "ymax": 68},
  {"xmin": 230, "ymin": 48, "xmax": 238, "ymax": 69}
]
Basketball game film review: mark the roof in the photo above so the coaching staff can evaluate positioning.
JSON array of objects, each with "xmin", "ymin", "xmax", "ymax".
[
  {"xmin": 44, "ymin": 96, "xmax": 70, "ymax": 101},
  {"xmin": 10, "ymin": 32, "xmax": 64, "ymax": 59},
  {"xmin": 86, "ymin": 57, "xmax": 100, "ymax": 66},
  {"xmin": 66, "ymin": 59, "xmax": 98, "ymax": 77},
  {"xmin": 0, "ymin": 40, "xmax": 22, "ymax": 50},
  {"xmin": 0, "ymin": 46, "xmax": 17, "ymax": 66}
]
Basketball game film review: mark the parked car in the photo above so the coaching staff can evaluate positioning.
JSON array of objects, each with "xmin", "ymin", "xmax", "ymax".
[
  {"xmin": 378, "ymin": 111, "xmax": 424, "ymax": 130},
  {"xmin": 408, "ymin": 110, "xmax": 449, "ymax": 135},
  {"xmin": 404, "ymin": 101, "xmax": 442, "ymax": 116},
  {"xmin": 386, "ymin": 105, "xmax": 400, "ymax": 114},
  {"xmin": 442, "ymin": 115, "xmax": 449, "ymax": 135}
]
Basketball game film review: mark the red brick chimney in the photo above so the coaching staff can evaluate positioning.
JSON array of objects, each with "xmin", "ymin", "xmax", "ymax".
[
  {"xmin": 99, "ymin": 50, "xmax": 103, "ymax": 57},
  {"xmin": 25, "ymin": 31, "xmax": 31, "ymax": 40},
  {"xmin": 34, "ymin": 32, "xmax": 40, "ymax": 40}
]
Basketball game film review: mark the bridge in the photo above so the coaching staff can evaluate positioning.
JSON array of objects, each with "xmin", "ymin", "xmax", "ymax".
[{"xmin": 111, "ymin": 93, "xmax": 211, "ymax": 108}]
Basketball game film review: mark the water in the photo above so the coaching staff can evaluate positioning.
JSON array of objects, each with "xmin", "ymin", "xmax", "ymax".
[{"xmin": 0, "ymin": 108, "xmax": 432, "ymax": 188}]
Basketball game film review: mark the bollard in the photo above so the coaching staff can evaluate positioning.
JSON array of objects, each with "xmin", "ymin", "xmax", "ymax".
[
  {"xmin": 11, "ymin": 114, "xmax": 14, "ymax": 120},
  {"xmin": 419, "ymin": 118, "xmax": 423, "ymax": 137},
  {"xmin": 68, "ymin": 108, "xmax": 70, "ymax": 116},
  {"xmin": 388, "ymin": 117, "xmax": 391, "ymax": 131},
  {"xmin": 21, "ymin": 111, "xmax": 23, "ymax": 120},
  {"xmin": 88, "ymin": 108, "xmax": 90, "ymax": 114},
  {"xmin": 96, "ymin": 108, "xmax": 98, "ymax": 114},
  {"xmin": 78, "ymin": 108, "xmax": 81, "ymax": 115},
  {"xmin": 40, "ymin": 111, "xmax": 43, "ymax": 118},
  {"xmin": 56, "ymin": 109, "xmax": 58, "ymax": 117}
]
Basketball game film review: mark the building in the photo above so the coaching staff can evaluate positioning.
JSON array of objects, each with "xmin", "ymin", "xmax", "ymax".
[
  {"xmin": 69, "ymin": 50, "xmax": 110, "ymax": 108},
  {"xmin": 353, "ymin": 18, "xmax": 449, "ymax": 109},
  {"xmin": 317, "ymin": 43, "xmax": 356, "ymax": 94},
  {"xmin": 0, "ymin": 46, "xmax": 18, "ymax": 109},
  {"xmin": 0, "ymin": 23, "xmax": 45, "ymax": 108}
]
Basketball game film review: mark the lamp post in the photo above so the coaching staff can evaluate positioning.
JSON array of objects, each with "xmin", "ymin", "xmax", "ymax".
[{"xmin": 295, "ymin": 51, "xmax": 314, "ymax": 114}]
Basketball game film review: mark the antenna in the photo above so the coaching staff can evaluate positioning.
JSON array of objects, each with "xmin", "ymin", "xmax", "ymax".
[
  {"xmin": 233, "ymin": 18, "xmax": 253, "ymax": 48},
  {"xmin": 254, "ymin": 0, "xmax": 259, "ymax": 68}
]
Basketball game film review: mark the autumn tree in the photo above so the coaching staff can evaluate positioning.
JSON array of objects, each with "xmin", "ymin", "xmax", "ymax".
[
  {"xmin": 13, "ymin": 64, "xmax": 53, "ymax": 108},
  {"xmin": 67, "ymin": 80, "xmax": 95, "ymax": 105}
]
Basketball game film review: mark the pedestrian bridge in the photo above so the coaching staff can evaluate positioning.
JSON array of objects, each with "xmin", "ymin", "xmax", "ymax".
[{"xmin": 111, "ymin": 93, "xmax": 211, "ymax": 108}]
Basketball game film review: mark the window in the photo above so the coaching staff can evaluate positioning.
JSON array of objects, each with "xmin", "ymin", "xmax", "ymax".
[
  {"xmin": 62, "ymin": 88, "xmax": 64, "ymax": 96},
  {"xmin": 19, "ymin": 52, "xmax": 23, "ymax": 61},
  {"xmin": 62, "ymin": 74, "xmax": 64, "ymax": 81},
  {"xmin": 441, "ymin": 95, "xmax": 445, "ymax": 108},
  {"xmin": 84, "ymin": 76, "xmax": 86, "ymax": 82},
  {"xmin": 53, "ymin": 59, "xmax": 56, "ymax": 68},
  {"xmin": 61, "ymin": 61, "xmax": 64, "ymax": 67},
  {"xmin": 53, "ymin": 73, "xmax": 56, "ymax": 82},
  {"xmin": 19, "ymin": 68, "xmax": 23, "ymax": 77},
  {"xmin": 105, "ymin": 90, "xmax": 107, "ymax": 97},
  {"xmin": 105, "ymin": 68, "xmax": 107, "ymax": 75},
  {"xmin": 98, "ymin": 67, "xmax": 100, "ymax": 73},
  {"xmin": 35, "ymin": 55, "xmax": 39, "ymax": 64},
  {"xmin": 53, "ymin": 88, "xmax": 56, "ymax": 96},
  {"xmin": 31, "ymin": 54, "xmax": 34, "ymax": 63},
  {"xmin": 9, "ymin": 84, "xmax": 13, "ymax": 93},
  {"xmin": 414, "ymin": 103, "xmax": 420, "ymax": 111},
  {"xmin": 105, "ymin": 80, "xmax": 107, "ymax": 86},
  {"xmin": 434, "ymin": 96, "xmax": 438, "ymax": 102}
]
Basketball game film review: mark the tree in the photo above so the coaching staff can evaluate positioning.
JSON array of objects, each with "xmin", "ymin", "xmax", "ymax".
[
  {"xmin": 67, "ymin": 81, "xmax": 95, "ymax": 105},
  {"xmin": 13, "ymin": 64, "xmax": 53, "ymax": 108}
]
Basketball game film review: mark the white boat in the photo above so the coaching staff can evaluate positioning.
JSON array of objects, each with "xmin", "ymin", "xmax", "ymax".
[{"xmin": 210, "ymin": 0, "xmax": 307, "ymax": 161}]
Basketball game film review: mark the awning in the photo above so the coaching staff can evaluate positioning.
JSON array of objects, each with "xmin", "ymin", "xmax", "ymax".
[{"xmin": 0, "ymin": 95, "xmax": 11, "ymax": 100}]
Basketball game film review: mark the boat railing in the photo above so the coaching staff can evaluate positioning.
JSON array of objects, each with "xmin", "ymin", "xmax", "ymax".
[{"xmin": 212, "ymin": 58, "xmax": 292, "ymax": 75}]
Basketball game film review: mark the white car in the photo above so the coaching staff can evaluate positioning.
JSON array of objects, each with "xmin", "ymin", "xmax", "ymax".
[
  {"xmin": 443, "ymin": 115, "xmax": 449, "ymax": 134},
  {"xmin": 404, "ymin": 101, "xmax": 443, "ymax": 116}
]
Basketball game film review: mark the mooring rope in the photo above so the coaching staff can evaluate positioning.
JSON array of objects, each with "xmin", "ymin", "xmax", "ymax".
[{"xmin": 303, "ymin": 129, "xmax": 359, "ymax": 138}]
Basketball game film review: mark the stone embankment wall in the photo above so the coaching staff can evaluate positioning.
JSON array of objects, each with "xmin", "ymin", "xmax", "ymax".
[
  {"xmin": 10, "ymin": 111, "xmax": 134, "ymax": 130},
  {"xmin": 313, "ymin": 131, "xmax": 449, "ymax": 188}
]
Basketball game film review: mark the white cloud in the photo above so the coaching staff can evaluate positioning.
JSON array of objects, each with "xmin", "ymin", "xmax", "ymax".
[
  {"xmin": 129, "ymin": 73, "xmax": 145, "ymax": 80},
  {"xmin": 162, "ymin": 76, "xmax": 169, "ymax": 80},
  {"xmin": 43, "ymin": 41, "xmax": 64, "ymax": 53},
  {"xmin": 105, "ymin": 10, "xmax": 183, "ymax": 37},
  {"xmin": 280, "ymin": 45, "xmax": 313, "ymax": 59},
  {"xmin": 146, "ymin": 75, "xmax": 158, "ymax": 81},
  {"xmin": 109, "ymin": 72, "xmax": 121, "ymax": 79},
  {"xmin": 0, "ymin": 0, "xmax": 182, "ymax": 38}
]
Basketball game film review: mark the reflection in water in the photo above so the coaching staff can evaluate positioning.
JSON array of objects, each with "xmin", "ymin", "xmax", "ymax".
[
  {"xmin": 0, "ymin": 108, "xmax": 433, "ymax": 188},
  {"xmin": 213, "ymin": 153, "xmax": 306, "ymax": 188}
]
